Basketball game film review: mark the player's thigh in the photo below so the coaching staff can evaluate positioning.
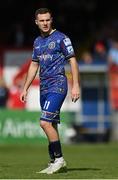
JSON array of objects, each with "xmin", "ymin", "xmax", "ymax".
[
  {"xmin": 40, "ymin": 92, "xmax": 67, "ymax": 123},
  {"xmin": 43, "ymin": 92, "xmax": 66, "ymax": 112}
]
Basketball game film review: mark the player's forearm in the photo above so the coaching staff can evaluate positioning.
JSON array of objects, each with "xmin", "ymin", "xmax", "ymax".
[
  {"xmin": 23, "ymin": 61, "xmax": 39, "ymax": 91},
  {"xmin": 69, "ymin": 57, "xmax": 80, "ymax": 87}
]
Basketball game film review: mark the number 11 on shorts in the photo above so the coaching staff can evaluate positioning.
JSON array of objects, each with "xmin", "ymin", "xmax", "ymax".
[{"xmin": 43, "ymin": 101, "xmax": 50, "ymax": 110}]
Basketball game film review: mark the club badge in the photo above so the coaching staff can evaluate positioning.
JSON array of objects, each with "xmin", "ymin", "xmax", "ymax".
[{"xmin": 48, "ymin": 42, "xmax": 55, "ymax": 49}]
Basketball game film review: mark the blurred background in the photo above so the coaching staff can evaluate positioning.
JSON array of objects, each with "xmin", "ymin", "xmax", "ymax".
[{"xmin": 0, "ymin": 0, "xmax": 118, "ymax": 144}]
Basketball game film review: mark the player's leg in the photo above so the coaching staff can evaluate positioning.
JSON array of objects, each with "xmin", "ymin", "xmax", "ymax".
[
  {"xmin": 40, "ymin": 122, "xmax": 61, "ymax": 174},
  {"xmin": 47, "ymin": 122, "xmax": 67, "ymax": 174},
  {"xmin": 47, "ymin": 122, "xmax": 60, "ymax": 164},
  {"xmin": 39, "ymin": 92, "xmax": 67, "ymax": 174},
  {"xmin": 40, "ymin": 93, "xmax": 65, "ymax": 160},
  {"xmin": 37, "ymin": 93, "xmax": 56, "ymax": 173},
  {"xmin": 39, "ymin": 94, "xmax": 55, "ymax": 162},
  {"xmin": 39, "ymin": 121, "xmax": 67, "ymax": 174}
]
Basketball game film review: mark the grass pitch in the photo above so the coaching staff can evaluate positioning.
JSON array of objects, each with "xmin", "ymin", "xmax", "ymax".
[{"xmin": 0, "ymin": 143, "xmax": 118, "ymax": 179}]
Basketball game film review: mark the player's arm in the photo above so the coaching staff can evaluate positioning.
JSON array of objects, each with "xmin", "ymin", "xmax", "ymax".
[
  {"xmin": 69, "ymin": 57, "xmax": 80, "ymax": 102},
  {"xmin": 20, "ymin": 61, "xmax": 39, "ymax": 102},
  {"xmin": 60, "ymin": 36, "xmax": 80, "ymax": 102}
]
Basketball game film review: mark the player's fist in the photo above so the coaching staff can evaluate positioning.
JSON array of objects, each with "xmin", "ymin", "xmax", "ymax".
[
  {"xmin": 71, "ymin": 85, "xmax": 80, "ymax": 103},
  {"xmin": 20, "ymin": 89, "xmax": 28, "ymax": 102}
]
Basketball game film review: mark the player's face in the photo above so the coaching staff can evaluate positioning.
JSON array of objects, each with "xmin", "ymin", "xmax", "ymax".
[{"xmin": 35, "ymin": 13, "xmax": 52, "ymax": 33}]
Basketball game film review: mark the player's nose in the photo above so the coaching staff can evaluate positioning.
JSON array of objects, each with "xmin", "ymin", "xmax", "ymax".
[{"xmin": 44, "ymin": 21, "xmax": 47, "ymax": 25}]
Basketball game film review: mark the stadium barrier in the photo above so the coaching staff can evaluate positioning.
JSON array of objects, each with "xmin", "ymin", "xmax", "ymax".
[{"xmin": 0, "ymin": 109, "xmax": 75, "ymax": 144}]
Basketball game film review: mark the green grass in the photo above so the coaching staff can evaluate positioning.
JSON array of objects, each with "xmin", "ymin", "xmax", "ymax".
[{"xmin": 0, "ymin": 143, "xmax": 118, "ymax": 179}]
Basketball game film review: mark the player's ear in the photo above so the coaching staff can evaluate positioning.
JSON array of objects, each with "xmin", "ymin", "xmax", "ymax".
[{"xmin": 35, "ymin": 20, "xmax": 38, "ymax": 25}]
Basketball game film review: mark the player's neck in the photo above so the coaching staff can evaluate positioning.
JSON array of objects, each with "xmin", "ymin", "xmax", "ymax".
[{"xmin": 41, "ymin": 29, "xmax": 56, "ymax": 37}]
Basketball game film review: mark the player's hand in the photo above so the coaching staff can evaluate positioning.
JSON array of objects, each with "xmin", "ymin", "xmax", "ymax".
[
  {"xmin": 71, "ymin": 85, "xmax": 80, "ymax": 103},
  {"xmin": 20, "ymin": 89, "xmax": 28, "ymax": 102}
]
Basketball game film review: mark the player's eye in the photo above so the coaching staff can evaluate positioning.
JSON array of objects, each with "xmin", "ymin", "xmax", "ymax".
[
  {"xmin": 46, "ymin": 19, "xmax": 50, "ymax": 22},
  {"xmin": 39, "ymin": 20, "xmax": 44, "ymax": 22}
]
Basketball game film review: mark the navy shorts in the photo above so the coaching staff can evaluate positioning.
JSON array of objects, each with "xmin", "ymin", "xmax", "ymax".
[{"xmin": 40, "ymin": 92, "xmax": 67, "ymax": 123}]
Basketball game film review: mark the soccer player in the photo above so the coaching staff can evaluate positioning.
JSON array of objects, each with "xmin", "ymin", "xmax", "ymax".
[{"xmin": 20, "ymin": 8, "xmax": 80, "ymax": 174}]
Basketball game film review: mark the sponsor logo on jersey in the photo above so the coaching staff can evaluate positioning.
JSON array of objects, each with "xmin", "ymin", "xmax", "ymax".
[
  {"xmin": 48, "ymin": 42, "xmax": 55, "ymax": 49},
  {"xmin": 67, "ymin": 46, "xmax": 74, "ymax": 53},
  {"xmin": 63, "ymin": 38, "xmax": 71, "ymax": 46},
  {"xmin": 39, "ymin": 54, "xmax": 53, "ymax": 61}
]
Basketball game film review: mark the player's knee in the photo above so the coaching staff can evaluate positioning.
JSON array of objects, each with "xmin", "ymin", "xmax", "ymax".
[
  {"xmin": 40, "ymin": 120, "xmax": 51, "ymax": 130},
  {"xmin": 40, "ymin": 120, "xmax": 46, "ymax": 129}
]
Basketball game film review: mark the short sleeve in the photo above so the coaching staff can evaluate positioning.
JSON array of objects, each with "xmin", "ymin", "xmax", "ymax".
[
  {"xmin": 32, "ymin": 42, "xmax": 39, "ymax": 62},
  {"xmin": 60, "ymin": 36, "xmax": 75, "ymax": 60}
]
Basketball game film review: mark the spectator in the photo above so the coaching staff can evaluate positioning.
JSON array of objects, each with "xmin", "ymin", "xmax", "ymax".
[
  {"xmin": 80, "ymin": 51, "xmax": 93, "ymax": 64},
  {"xmin": 93, "ymin": 42, "xmax": 107, "ymax": 62},
  {"xmin": 0, "ymin": 78, "xmax": 9, "ymax": 108},
  {"xmin": 107, "ymin": 39, "xmax": 118, "ymax": 65}
]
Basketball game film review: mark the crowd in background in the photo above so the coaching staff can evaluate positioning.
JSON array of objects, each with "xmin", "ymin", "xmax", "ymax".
[
  {"xmin": 80, "ymin": 37, "xmax": 118, "ymax": 65},
  {"xmin": 0, "ymin": 0, "xmax": 118, "ymax": 49}
]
